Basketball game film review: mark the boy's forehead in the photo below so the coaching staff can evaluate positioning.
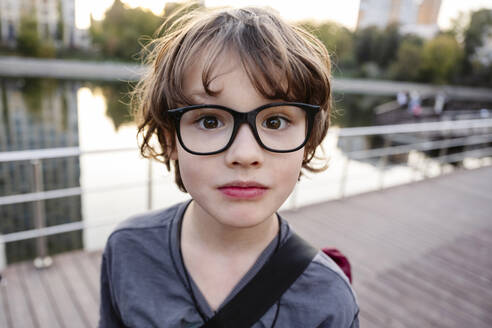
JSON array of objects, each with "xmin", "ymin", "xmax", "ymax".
[{"xmin": 183, "ymin": 49, "xmax": 242, "ymax": 95}]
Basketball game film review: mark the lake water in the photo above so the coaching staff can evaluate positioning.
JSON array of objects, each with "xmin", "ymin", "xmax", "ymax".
[{"xmin": 0, "ymin": 78, "xmax": 440, "ymax": 264}]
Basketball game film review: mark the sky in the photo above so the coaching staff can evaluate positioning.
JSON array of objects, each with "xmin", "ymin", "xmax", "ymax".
[{"xmin": 75, "ymin": 0, "xmax": 492, "ymax": 30}]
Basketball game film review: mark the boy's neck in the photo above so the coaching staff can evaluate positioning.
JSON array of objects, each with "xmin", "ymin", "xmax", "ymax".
[{"xmin": 181, "ymin": 200, "xmax": 280, "ymax": 256}]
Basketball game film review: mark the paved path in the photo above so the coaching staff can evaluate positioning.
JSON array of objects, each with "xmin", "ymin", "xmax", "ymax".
[
  {"xmin": 0, "ymin": 166, "xmax": 491, "ymax": 327},
  {"xmin": 2, "ymin": 56, "xmax": 492, "ymax": 100}
]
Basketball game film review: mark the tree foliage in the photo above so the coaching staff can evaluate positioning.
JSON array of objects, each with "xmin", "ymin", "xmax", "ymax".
[
  {"xmin": 389, "ymin": 39, "xmax": 423, "ymax": 81},
  {"xmin": 17, "ymin": 15, "xmax": 41, "ymax": 56},
  {"xmin": 90, "ymin": 0, "xmax": 163, "ymax": 61},
  {"xmin": 299, "ymin": 21, "xmax": 355, "ymax": 71},
  {"xmin": 462, "ymin": 9, "xmax": 492, "ymax": 86},
  {"xmin": 419, "ymin": 35, "xmax": 463, "ymax": 84},
  {"xmin": 16, "ymin": 14, "xmax": 56, "ymax": 58},
  {"xmin": 10, "ymin": 3, "xmax": 482, "ymax": 88}
]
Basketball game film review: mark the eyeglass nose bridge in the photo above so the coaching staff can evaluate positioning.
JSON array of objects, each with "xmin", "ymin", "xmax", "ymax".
[{"xmin": 226, "ymin": 109, "xmax": 265, "ymax": 151}]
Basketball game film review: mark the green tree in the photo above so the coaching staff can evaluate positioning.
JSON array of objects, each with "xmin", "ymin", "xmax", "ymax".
[
  {"xmin": 17, "ymin": 15, "xmax": 41, "ymax": 56},
  {"xmin": 100, "ymin": 83, "xmax": 134, "ymax": 130},
  {"xmin": 463, "ymin": 9, "xmax": 492, "ymax": 64},
  {"xmin": 354, "ymin": 26, "xmax": 381, "ymax": 65},
  {"xmin": 389, "ymin": 39, "xmax": 424, "ymax": 81},
  {"xmin": 462, "ymin": 9, "xmax": 492, "ymax": 86},
  {"xmin": 376, "ymin": 23, "xmax": 401, "ymax": 68},
  {"xmin": 90, "ymin": 0, "xmax": 163, "ymax": 61},
  {"xmin": 17, "ymin": 14, "xmax": 56, "ymax": 58},
  {"xmin": 298, "ymin": 21, "xmax": 355, "ymax": 72},
  {"xmin": 56, "ymin": 0, "xmax": 65, "ymax": 43},
  {"xmin": 419, "ymin": 34, "xmax": 463, "ymax": 84}
]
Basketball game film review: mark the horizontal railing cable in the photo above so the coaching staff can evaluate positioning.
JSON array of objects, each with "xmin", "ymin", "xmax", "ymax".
[
  {"xmin": 337, "ymin": 118, "xmax": 492, "ymax": 137},
  {"xmin": 0, "ymin": 146, "xmax": 136, "ymax": 163}
]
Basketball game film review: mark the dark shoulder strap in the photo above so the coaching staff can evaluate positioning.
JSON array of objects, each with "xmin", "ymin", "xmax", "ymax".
[{"xmin": 201, "ymin": 233, "xmax": 317, "ymax": 328}]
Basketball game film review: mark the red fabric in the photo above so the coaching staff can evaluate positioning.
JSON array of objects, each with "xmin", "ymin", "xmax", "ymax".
[{"xmin": 322, "ymin": 248, "xmax": 352, "ymax": 284}]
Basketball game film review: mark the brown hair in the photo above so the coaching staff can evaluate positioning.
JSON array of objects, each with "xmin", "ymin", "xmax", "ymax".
[{"xmin": 133, "ymin": 5, "xmax": 332, "ymax": 192}]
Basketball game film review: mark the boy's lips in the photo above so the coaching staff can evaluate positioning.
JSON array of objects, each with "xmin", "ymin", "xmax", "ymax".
[{"xmin": 217, "ymin": 181, "xmax": 268, "ymax": 199}]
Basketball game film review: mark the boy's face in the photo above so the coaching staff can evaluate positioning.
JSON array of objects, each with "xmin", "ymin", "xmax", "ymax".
[{"xmin": 173, "ymin": 50, "xmax": 304, "ymax": 230}]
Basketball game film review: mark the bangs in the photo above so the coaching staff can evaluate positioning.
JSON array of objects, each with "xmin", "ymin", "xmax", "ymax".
[{"xmin": 163, "ymin": 7, "xmax": 331, "ymax": 108}]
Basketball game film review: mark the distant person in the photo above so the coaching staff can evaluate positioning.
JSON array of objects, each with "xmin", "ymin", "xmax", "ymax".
[
  {"xmin": 98, "ymin": 6, "xmax": 358, "ymax": 328},
  {"xmin": 397, "ymin": 91, "xmax": 408, "ymax": 107},
  {"xmin": 434, "ymin": 92, "xmax": 446, "ymax": 115},
  {"xmin": 409, "ymin": 90, "xmax": 422, "ymax": 117}
]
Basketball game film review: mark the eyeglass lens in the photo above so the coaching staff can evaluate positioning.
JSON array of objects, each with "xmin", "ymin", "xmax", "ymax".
[{"xmin": 178, "ymin": 105, "xmax": 308, "ymax": 153}]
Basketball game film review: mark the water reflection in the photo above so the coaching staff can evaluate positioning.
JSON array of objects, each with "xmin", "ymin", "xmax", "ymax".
[{"xmin": 86, "ymin": 81, "xmax": 135, "ymax": 131}]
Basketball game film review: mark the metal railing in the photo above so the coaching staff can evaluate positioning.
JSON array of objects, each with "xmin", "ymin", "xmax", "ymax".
[{"xmin": 1, "ymin": 118, "xmax": 492, "ymax": 269}]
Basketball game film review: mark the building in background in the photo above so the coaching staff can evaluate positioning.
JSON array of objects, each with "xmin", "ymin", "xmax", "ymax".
[
  {"xmin": 0, "ymin": 0, "xmax": 87, "ymax": 48},
  {"xmin": 0, "ymin": 0, "xmax": 21, "ymax": 47},
  {"xmin": 357, "ymin": 0, "xmax": 442, "ymax": 38}
]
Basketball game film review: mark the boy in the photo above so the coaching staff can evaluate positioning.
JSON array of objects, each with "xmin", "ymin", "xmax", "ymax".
[{"xmin": 99, "ymin": 6, "xmax": 359, "ymax": 328}]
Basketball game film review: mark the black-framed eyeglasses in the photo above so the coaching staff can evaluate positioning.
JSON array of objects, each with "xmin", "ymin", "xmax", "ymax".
[{"xmin": 168, "ymin": 102, "xmax": 320, "ymax": 155}]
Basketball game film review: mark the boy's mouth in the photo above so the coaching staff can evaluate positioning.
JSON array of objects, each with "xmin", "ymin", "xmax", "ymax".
[{"xmin": 218, "ymin": 181, "xmax": 268, "ymax": 199}]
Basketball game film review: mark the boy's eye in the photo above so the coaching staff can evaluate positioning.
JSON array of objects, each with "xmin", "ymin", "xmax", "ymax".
[
  {"xmin": 262, "ymin": 116, "xmax": 289, "ymax": 130},
  {"xmin": 197, "ymin": 116, "xmax": 223, "ymax": 130}
]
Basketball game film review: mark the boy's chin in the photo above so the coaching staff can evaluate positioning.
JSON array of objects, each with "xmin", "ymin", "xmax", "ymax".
[{"xmin": 198, "ymin": 200, "xmax": 278, "ymax": 230}]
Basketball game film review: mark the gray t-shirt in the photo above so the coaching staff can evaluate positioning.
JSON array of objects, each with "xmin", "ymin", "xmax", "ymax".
[{"xmin": 99, "ymin": 200, "xmax": 359, "ymax": 328}]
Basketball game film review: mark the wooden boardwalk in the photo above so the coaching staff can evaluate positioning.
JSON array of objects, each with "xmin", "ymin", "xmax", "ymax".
[{"xmin": 0, "ymin": 166, "xmax": 491, "ymax": 328}]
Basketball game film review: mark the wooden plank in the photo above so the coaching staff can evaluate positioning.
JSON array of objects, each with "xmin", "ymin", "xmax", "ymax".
[
  {"xmin": 358, "ymin": 309, "xmax": 389, "ymax": 328},
  {"xmin": 37, "ymin": 262, "xmax": 87, "ymax": 328},
  {"xmin": 390, "ymin": 265, "xmax": 491, "ymax": 327},
  {"xmin": 70, "ymin": 251, "xmax": 99, "ymax": 301},
  {"xmin": 56, "ymin": 253, "xmax": 99, "ymax": 328},
  {"xmin": 445, "ymin": 232, "xmax": 492, "ymax": 268},
  {"xmin": 437, "ymin": 167, "xmax": 492, "ymax": 199},
  {"xmin": 431, "ymin": 245, "xmax": 492, "ymax": 281},
  {"xmin": 18, "ymin": 262, "xmax": 62, "ymax": 328},
  {"xmin": 379, "ymin": 268, "xmax": 479, "ymax": 328},
  {"xmin": 401, "ymin": 252, "xmax": 492, "ymax": 316},
  {"xmin": 423, "ymin": 248, "xmax": 492, "ymax": 299},
  {"xmin": 371, "ymin": 272, "xmax": 471, "ymax": 328},
  {"xmin": 398, "ymin": 261, "xmax": 492, "ymax": 322},
  {"xmin": 87, "ymin": 251, "xmax": 102, "ymax": 273},
  {"xmin": 285, "ymin": 202, "xmax": 405, "ymax": 271},
  {"xmin": 1, "ymin": 265, "xmax": 37, "ymax": 328},
  {"xmin": 355, "ymin": 279, "xmax": 423, "ymax": 327}
]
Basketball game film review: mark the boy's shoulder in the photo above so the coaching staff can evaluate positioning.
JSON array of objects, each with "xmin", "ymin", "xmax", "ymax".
[
  {"xmin": 312, "ymin": 250, "xmax": 353, "ymax": 287},
  {"xmin": 293, "ymin": 249, "xmax": 359, "ymax": 322}
]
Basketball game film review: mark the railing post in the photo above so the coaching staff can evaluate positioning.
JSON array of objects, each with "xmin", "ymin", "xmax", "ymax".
[
  {"xmin": 0, "ymin": 239, "xmax": 5, "ymax": 272},
  {"xmin": 32, "ymin": 159, "xmax": 52, "ymax": 269},
  {"xmin": 339, "ymin": 158, "xmax": 350, "ymax": 199},
  {"xmin": 339, "ymin": 137, "xmax": 352, "ymax": 199},
  {"xmin": 378, "ymin": 137, "xmax": 391, "ymax": 190},
  {"xmin": 147, "ymin": 159, "xmax": 153, "ymax": 210},
  {"xmin": 438, "ymin": 138, "xmax": 450, "ymax": 175}
]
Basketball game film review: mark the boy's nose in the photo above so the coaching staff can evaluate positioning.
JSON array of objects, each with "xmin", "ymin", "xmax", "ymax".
[{"xmin": 224, "ymin": 124, "xmax": 264, "ymax": 167}]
